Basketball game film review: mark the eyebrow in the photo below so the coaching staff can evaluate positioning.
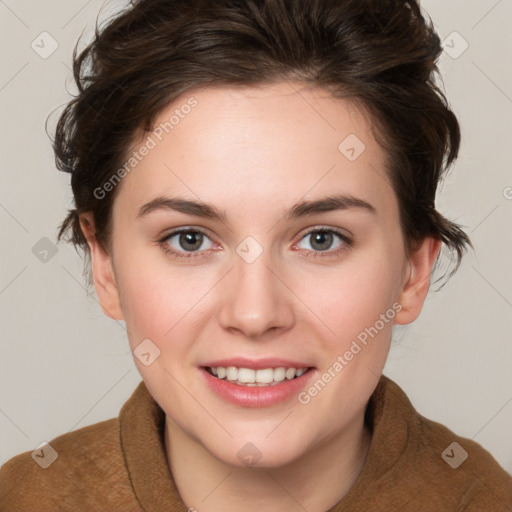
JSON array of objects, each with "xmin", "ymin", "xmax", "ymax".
[{"xmin": 136, "ymin": 193, "xmax": 376, "ymax": 222}]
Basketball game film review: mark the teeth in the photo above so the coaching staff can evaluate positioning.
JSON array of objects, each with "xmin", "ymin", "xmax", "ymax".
[
  {"xmin": 255, "ymin": 368, "xmax": 274, "ymax": 383},
  {"xmin": 285, "ymin": 368, "xmax": 295, "ymax": 380},
  {"xmin": 273, "ymin": 367, "xmax": 286, "ymax": 382},
  {"xmin": 238, "ymin": 368, "xmax": 255, "ymax": 383},
  {"xmin": 207, "ymin": 366, "xmax": 309, "ymax": 385},
  {"xmin": 226, "ymin": 367, "xmax": 238, "ymax": 381}
]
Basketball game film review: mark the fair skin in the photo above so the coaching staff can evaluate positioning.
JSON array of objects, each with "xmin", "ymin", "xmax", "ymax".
[{"xmin": 80, "ymin": 82, "xmax": 440, "ymax": 511}]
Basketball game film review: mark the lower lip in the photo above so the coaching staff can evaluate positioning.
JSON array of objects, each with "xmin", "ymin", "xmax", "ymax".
[{"xmin": 200, "ymin": 367, "xmax": 315, "ymax": 408}]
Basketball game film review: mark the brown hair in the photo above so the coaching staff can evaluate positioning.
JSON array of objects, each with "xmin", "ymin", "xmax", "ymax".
[{"xmin": 53, "ymin": 0, "xmax": 471, "ymax": 288}]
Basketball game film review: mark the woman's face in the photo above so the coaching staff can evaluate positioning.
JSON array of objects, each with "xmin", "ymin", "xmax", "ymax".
[{"xmin": 85, "ymin": 82, "xmax": 434, "ymax": 468}]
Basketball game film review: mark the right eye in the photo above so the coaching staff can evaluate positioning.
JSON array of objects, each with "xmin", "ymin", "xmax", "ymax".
[{"xmin": 159, "ymin": 228, "xmax": 216, "ymax": 259}]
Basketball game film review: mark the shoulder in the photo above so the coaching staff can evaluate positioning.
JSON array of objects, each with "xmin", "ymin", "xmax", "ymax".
[
  {"xmin": 380, "ymin": 376, "xmax": 512, "ymax": 510},
  {"xmin": 416, "ymin": 412, "xmax": 512, "ymax": 510},
  {"xmin": 0, "ymin": 417, "xmax": 139, "ymax": 511}
]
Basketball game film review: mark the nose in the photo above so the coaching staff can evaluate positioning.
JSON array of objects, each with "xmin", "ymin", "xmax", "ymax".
[{"xmin": 217, "ymin": 248, "xmax": 295, "ymax": 340}]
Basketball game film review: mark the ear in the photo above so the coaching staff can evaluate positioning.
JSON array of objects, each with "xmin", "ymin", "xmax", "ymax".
[
  {"xmin": 394, "ymin": 236, "xmax": 442, "ymax": 325},
  {"xmin": 79, "ymin": 212, "xmax": 124, "ymax": 321}
]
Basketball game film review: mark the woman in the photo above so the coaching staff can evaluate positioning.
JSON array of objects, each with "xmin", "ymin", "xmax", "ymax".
[{"xmin": 1, "ymin": 0, "xmax": 511, "ymax": 510}]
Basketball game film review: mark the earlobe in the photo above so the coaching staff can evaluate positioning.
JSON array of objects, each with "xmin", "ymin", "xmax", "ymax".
[
  {"xmin": 394, "ymin": 236, "xmax": 442, "ymax": 325},
  {"xmin": 79, "ymin": 213, "xmax": 124, "ymax": 321}
]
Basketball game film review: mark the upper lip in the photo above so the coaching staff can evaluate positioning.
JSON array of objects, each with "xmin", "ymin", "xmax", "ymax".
[{"xmin": 202, "ymin": 357, "xmax": 313, "ymax": 370}]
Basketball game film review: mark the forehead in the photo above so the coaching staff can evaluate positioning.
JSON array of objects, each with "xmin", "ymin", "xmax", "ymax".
[{"xmin": 114, "ymin": 82, "xmax": 394, "ymax": 220}]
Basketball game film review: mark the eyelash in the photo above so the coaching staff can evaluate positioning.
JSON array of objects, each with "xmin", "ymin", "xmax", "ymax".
[{"xmin": 158, "ymin": 227, "xmax": 353, "ymax": 260}]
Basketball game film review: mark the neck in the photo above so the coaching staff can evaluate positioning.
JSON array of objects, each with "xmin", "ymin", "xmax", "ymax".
[{"xmin": 164, "ymin": 411, "xmax": 371, "ymax": 512}]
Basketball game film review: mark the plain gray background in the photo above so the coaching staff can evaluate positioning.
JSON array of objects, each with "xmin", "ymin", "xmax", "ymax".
[{"xmin": 1, "ymin": 0, "xmax": 511, "ymax": 475}]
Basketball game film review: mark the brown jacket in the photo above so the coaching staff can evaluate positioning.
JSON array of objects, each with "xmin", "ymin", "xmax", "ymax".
[{"xmin": 1, "ymin": 375, "xmax": 511, "ymax": 511}]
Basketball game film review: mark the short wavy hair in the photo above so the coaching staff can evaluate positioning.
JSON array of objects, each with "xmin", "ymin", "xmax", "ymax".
[{"xmin": 53, "ymin": 0, "xmax": 472, "ymax": 289}]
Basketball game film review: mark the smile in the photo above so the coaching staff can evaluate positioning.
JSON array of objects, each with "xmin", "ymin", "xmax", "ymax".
[{"xmin": 201, "ymin": 365, "xmax": 316, "ymax": 408}]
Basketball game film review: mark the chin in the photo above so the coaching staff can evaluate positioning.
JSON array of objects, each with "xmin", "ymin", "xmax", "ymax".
[{"xmin": 206, "ymin": 437, "xmax": 306, "ymax": 470}]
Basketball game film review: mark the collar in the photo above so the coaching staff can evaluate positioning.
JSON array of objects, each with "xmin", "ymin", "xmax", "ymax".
[{"xmin": 120, "ymin": 380, "xmax": 185, "ymax": 511}]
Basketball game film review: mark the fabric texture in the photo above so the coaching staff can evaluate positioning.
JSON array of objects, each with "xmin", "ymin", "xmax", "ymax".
[{"xmin": 1, "ymin": 374, "xmax": 511, "ymax": 511}]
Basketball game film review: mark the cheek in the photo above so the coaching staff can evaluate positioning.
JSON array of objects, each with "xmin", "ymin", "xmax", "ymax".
[
  {"xmin": 305, "ymin": 248, "xmax": 403, "ymax": 368},
  {"xmin": 302, "ymin": 265, "xmax": 399, "ymax": 412},
  {"xmin": 115, "ymin": 252, "xmax": 213, "ymax": 355},
  {"xmin": 312, "ymin": 254, "xmax": 402, "ymax": 328},
  {"xmin": 113, "ymin": 250, "xmax": 175, "ymax": 339}
]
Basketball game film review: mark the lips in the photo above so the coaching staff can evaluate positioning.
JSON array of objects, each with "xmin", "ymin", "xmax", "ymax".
[{"xmin": 199, "ymin": 357, "xmax": 316, "ymax": 407}]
